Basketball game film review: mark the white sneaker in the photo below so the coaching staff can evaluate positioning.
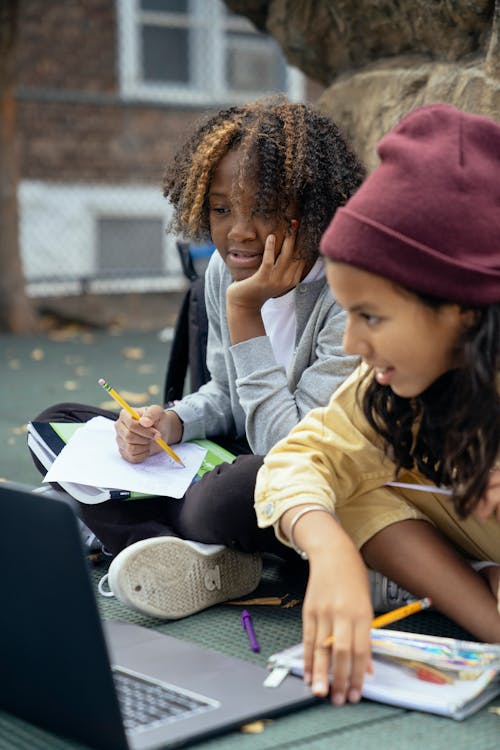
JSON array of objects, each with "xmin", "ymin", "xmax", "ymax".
[
  {"xmin": 368, "ymin": 570, "xmax": 415, "ymax": 613},
  {"xmin": 99, "ymin": 537, "xmax": 263, "ymax": 620}
]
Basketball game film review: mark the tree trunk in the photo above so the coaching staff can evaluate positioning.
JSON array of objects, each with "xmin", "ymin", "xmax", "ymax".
[{"xmin": 0, "ymin": 0, "xmax": 38, "ymax": 332}]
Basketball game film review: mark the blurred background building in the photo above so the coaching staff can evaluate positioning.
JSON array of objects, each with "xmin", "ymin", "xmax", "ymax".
[{"xmin": 15, "ymin": 0, "xmax": 306, "ymax": 301}]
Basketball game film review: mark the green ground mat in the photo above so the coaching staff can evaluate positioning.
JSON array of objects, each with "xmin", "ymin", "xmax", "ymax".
[{"xmin": 1, "ymin": 555, "xmax": 498, "ymax": 750}]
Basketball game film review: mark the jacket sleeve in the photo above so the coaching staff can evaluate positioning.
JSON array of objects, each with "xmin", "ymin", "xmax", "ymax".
[
  {"xmin": 254, "ymin": 365, "xmax": 394, "ymax": 546},
  {"xmin": 169, "ymin": 253, "xmax": 236, "ymax": 441},
  {"xmin": 230, "ymin": 291, "xmax": 358, "ymax": 455}
]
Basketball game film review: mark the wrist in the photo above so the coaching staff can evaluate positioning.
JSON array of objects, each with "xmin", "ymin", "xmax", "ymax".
[
  {"xmin": 226, "ymin": 303, "xmax": 265, "ymax": 345},
  {"xmin": 283, "ymin": 504, "xmax": 335, "ymax": 560},
  {"xmin": 164, "ymin": 409, "xmax": 184, "ymax": 444}
]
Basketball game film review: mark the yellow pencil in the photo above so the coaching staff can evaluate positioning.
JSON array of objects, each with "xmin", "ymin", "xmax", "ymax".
[
  {"xmin": 98, "ymin": 378, "xmax": 184, "ymax": 467},
  {"xmin": 322, "ymin": 597, "xmax": 432, "ymax": 648}
]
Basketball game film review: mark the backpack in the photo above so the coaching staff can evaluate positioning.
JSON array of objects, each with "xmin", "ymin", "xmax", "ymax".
[{"xmin": 163, "ymin": 242, "xmax": 214, "ymax": 404}]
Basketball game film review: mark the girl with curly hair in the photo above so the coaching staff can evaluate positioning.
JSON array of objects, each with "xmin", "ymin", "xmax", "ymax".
[{"xmin": 33, "ymin": 96, "xmax": 370, "ymax": 617}]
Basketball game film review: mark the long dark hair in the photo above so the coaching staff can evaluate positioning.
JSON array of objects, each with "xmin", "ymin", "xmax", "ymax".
[{"xmin": 361, "ymin": 296, "xmax": 500, "ymax": 517}]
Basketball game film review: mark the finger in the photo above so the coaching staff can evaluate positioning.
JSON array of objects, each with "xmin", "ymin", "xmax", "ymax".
[
  {"xmin": 117, "ymin": 444, "xmax": 150, "ymax": 463},
  {"xmin": 137, "ymin": 404, "xmax": 165, "ymax": 428},
  {"xmin": 346, "ymin": 621, "xmax": 372, "ymax": 704},
  {"xmin": 116, "ymin": 417, "xmax": 154, "ymax": 442},
  {"xmin": 302, "ymin": 612, "xmax": 317, "ymax": 686},
  {"xmin": 310, "ymin": 631, "xmax": 333, "ymax": 698},
  {"xmin": 311, "ymin": 647, "xmax": 332, "ymax": 698},
  {"xmin": 258, "ymin": 234, "xmax": 277, "ymax": 270},
  {"xmin": 275, "ymin": 223, "xmax": 298, "ymax": 266},
  {"xmin": 329, "ymin": 621, "xmax": 352, "ymax": 705}
]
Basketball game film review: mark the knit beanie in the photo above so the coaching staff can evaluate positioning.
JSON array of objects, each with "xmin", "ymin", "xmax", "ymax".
[{"xmin": 320, "ymin": 103, "xmax": 500, "ymax": 305}]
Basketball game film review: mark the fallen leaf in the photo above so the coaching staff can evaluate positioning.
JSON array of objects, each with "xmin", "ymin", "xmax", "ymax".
[
  {"xmin": 240, "ymin": 720, "xmax": 272, "ymax": 734},
  {"xmin": 31, "ymin": 348, "xmax": 45, "ymax": 361},
  {"xmin": 11, "ymin": 425, "xmax": 27, "ymax": 435},
  {"xmin": 148, "ymin": 385, "xmax": 160, "ymax": 396},
  {"xmin": 64, "ymin": 380, "xmax": 79, "ymax": 391},
  {"xmin": 121, "ymin": 390, "xmax": 149, "ymax": 405},
  {"xmin": 488, "ymin": 706, "xmax": 500, "ymax": 716},
  {"xmin": 48, "ymin": 329, "xmax": 83, "ymax": 342},
  {"xmin": 8, "ymin": 359, "xmax": 20, "ymax": 369},
  {"xmin": 122, "ymin": 347, "xmax": 144, "ymax": 361},
  {"xmin": 100, "ymin": 400, "xmax": 118, "ymax": 411},
  {"xmin": 138, "ymin": 364, "xmax": 156, "ymax": 374}
]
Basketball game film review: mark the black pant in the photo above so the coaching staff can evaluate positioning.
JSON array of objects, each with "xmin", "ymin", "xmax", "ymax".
[{"xmin": 31, "ymin": 403, "xmax": 295, "ymax": 561}]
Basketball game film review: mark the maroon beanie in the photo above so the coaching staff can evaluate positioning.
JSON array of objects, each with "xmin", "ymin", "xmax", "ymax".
[{"xmin": 320, "ymin": 103, "xmax": 500, "ymax": 305}]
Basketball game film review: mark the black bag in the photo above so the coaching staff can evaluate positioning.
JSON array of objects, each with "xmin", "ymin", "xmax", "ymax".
[
  {"xmin": 163, "ymin": 242, "xmax": 212, "ymax": 404},
  {"xmin": 164, "ymin": 242, "xmax": 253, "ymax": 457}
]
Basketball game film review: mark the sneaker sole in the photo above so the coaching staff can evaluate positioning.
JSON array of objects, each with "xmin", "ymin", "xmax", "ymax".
[{"xmin": 109, "ymin": 538, "xmax": 262, "ymax": 620}]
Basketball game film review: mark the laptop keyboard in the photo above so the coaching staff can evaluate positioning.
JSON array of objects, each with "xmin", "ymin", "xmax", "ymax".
[{"xmin": 112, "ymin": 666, "xmax": 218, "ymax": 733}]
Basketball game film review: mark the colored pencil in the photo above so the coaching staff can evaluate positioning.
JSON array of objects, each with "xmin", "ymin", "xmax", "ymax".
[{"xmin": 383, "ymin": 655, "xmax": 454, "ymax": 684}]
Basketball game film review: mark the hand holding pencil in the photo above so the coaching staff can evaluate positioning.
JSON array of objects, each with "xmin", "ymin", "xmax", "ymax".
[{"xmin": 98, "ymin": 379, "xmax": 185, "ymax": 467}]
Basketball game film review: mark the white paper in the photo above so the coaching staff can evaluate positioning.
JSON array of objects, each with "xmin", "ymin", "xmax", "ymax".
[
  {"xmin": 385, "ymin": 481, "xmax": 452, "ymax": 496},
  {"xmin": 44, "ymin": 416, "xmax": 206, "ymax": 498}
]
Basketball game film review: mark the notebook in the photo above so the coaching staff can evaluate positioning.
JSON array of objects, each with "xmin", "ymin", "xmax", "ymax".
[
  {"xmin": 28, "ymin": 419, "xmax": 236, "ymax": 504},
  {"xmin": 0, "ymin": 483, "xmax": 316, "ymax": 750},
  {"xmin": 267, "ymin": 632, "xmax": 500, "ymax": 720}
]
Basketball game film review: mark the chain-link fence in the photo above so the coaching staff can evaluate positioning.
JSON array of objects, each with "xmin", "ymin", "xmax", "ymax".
[{"xmin": 18, "ymin": 0, "xmax": 304, "ymax": 299}]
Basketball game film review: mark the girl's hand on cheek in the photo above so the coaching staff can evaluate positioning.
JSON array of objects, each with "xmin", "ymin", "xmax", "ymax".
[
  {"xmin": 226, "ymin": 223, "xmax": 305, "ymax": 311},
  {"xmin": 302, "ymin": 545, "xmax": 373, "ymax": 706}
]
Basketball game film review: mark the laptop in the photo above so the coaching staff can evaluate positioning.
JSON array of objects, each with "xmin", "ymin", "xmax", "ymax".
[{"xmin": 0, "ymin": 483, "xmax": 316, "ymax": 750}]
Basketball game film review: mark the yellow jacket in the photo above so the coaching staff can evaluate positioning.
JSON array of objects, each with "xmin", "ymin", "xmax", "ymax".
[{"xmin": 255, "ymin": 365, "xmax": 500, "ymax": 563}]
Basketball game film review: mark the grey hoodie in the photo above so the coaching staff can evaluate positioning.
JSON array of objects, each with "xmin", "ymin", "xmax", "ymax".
[{"xmin": 171, "ymin": 251, "xmax": 357, "ymax": 455}]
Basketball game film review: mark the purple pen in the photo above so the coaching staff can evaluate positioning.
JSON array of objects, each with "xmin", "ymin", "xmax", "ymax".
[{"xmin": 241, "ymin": 609, "xmax": 260, "ymax": 653}]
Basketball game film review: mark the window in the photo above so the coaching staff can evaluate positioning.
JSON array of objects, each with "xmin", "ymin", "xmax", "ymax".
[
  {"xmin": 117, "ymin": 0, "xmax": 304, "ymax": 104},
  {"xmin": 20, "ymin": 181, "xmax": 183, "ymax": 296},
  {"xmin": 97, "ymin": 217, "xmax": 164, "ymax": 278}
]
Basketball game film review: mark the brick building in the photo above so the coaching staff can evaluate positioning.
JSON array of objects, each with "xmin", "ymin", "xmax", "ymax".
[{"xmin": 15, "ymin": 0, "xmax": 304, "ymax": 297}]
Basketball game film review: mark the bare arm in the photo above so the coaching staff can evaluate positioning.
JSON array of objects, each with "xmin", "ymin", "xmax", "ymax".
[{"xmin": 279, "ymin": 506, "xmax": 373, "ymax": 705}]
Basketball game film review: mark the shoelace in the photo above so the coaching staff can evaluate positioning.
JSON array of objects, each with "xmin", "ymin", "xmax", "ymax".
[{"xmin": 98, "ymin": 573, "xmax": 114, "ymax": 598}]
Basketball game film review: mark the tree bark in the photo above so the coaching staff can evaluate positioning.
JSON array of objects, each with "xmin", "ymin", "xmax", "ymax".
[{"xmin": 0, "ymin": 0, "xmax": 38, "ymax": 332}]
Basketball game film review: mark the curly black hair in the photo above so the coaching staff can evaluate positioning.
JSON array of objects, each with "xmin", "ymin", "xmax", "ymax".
[
  {"xmin": 361, "ymin": 296, "xmax": 500, "ymax": 518},
  {"xmin": 163, "ymin": 95, "xmax": 365, "ymax": 266}
]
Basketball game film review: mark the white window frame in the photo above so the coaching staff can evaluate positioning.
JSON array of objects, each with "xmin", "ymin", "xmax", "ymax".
[{"xmin": 117, "ymin": 0, "xmax": 304, "ymax": 105}]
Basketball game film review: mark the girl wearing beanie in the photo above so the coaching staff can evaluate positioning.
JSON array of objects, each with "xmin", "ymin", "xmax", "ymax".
[{"xmin": 255, "ymin": 104, "xmax": 500, "ymax": 707}]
